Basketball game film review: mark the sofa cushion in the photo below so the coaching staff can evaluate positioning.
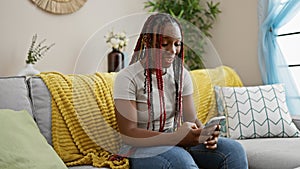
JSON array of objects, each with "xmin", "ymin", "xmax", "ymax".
[
  {"xmin": 28, "ymin": 76, "xmax": 53, "ymax": 145},
  {"xmin": 0, "ymin": 76, "xmax": 33, "ymax": 116},
  {"xmin": 189, "ymin": 66, "xmax": 243, "ymax": 124},
  {"xmin": 215, "ymin": 84, "xmax": 300, "ymax": 139},
  {"xmin": 237, "ymin": 138, "xmax": 300, "ymax": 169},
  {"xmin": 0, "ymin": 109, "xmax": 67, "ymax": 169}
]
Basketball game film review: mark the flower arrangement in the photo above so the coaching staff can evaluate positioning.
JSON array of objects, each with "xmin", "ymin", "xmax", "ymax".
[
  {"xmin": 105, "ymin": 30, "xmax": 129, "ymax": 52},
  {"xmin": 26, "ymin": 34, "xmax": 55, "ymax": 64}
]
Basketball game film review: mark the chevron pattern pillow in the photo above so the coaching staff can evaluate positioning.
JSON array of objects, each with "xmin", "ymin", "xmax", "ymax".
[{"xmin": 215, "ymin": 84, "xmax": 300, "ymax": 139}]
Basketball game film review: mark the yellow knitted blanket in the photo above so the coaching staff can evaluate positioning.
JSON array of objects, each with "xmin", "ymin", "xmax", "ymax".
[{"xmin": 39, "ymin": 72, "xmax": 129, "ymax": 169}]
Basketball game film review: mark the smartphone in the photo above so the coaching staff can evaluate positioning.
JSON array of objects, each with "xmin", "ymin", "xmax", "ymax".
[
  {"xmin": 198, "ymin": 116, "xmax": 225, "ymax": 143},
  {"xmin": 205, "ymin": 116, "xmax": 226, "ymax": 126}
]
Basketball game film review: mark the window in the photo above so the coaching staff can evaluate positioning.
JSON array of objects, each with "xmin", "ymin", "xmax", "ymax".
[{"xmin": 277, "ymin": 10, "xmax": 300, "ymax": 93}]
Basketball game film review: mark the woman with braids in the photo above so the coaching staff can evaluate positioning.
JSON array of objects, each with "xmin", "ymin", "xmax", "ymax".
[{"xmin": 113, "ymin": 13, "xmax": 248, "ymax": 169}]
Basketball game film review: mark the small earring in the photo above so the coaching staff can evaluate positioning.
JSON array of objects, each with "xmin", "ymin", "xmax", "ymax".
[{"xmin": 140, "ymin": 44, "xmax": 146, "ymax": 59}]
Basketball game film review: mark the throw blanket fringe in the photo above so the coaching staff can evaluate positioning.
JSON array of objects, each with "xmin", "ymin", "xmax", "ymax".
[{"xmin": 39, "ymin": 72, "xmax": 129, "ymax": 169}]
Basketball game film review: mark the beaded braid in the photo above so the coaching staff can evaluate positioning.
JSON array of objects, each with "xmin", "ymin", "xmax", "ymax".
[
  {"xmin": 129, "ymin": 13, "xmax": 185, "ymax": 132},
  {"xmin": 155, "ymin": 33, "xmax": 166, "ymax": 132},
  {"xmin": 173, "ymin": 45, "xmax": 184, "ymax": 130}
]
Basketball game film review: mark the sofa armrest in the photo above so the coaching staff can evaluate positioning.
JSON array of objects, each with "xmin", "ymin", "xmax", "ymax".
[{"xmin": 292, "ymin": 115, "xmax": 300, "ymax": 130}]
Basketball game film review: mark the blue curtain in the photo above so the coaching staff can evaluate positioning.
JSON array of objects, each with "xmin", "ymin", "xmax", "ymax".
[{"xmin": 258, "ymin": 0, "xmax": 300, "ymax": 115}]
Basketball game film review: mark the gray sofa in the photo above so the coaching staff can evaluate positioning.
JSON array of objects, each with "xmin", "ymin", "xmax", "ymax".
[
  {"xmin": 1, "ymin": 75, "xmax": 300, "ymax": 169},
  {"xmin": 0, "ymin": 76, "xmax": 108, "ymax": 169}
]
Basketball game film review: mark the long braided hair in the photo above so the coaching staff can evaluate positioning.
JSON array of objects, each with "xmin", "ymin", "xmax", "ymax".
[{"xmin": 129, "ymin": 13, "xmax": 185, "ymax": 132}]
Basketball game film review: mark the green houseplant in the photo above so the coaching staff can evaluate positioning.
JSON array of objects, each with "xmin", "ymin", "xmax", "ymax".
[
  {"xmin": 18, "ymin": 34, "xmax": 55, "ymax": 76},
  {"xmin": 144, "ymin": 0, "xmax": 221, "ymax": 69},
  {"xmin": 26, "ymin": 34, "xmax": 55, "ymax": 64}
]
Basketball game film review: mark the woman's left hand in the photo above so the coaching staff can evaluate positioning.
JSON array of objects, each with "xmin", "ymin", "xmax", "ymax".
[{"xmin": 204, "ymin": 125, "xmax": 220, "ymax": 150}]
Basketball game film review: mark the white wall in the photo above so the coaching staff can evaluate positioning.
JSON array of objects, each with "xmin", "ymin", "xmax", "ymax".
[
  {"xmin": 210, "ymin": 0, "xmax": 262, "ymax": 85},
  {"xmin": 0, "ymin": 0, "xmax": 147, "ymax": 76},
  {"xmin": 0, "ymin": 0, "xmax": 262, "ymax": 85}
]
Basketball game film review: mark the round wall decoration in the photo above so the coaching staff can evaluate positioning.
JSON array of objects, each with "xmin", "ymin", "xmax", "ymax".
[{"xmin": 31, "ymin": 0, "xmax": 87, "ymax": 15}]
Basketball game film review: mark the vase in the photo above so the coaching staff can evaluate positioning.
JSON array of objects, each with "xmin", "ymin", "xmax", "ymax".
[
  {"xmin": 18, "ymin": 64, "xmax": 40, "ymax": 76},
  {"xmin": 107, "ymin": 49, "xmax": 124, "ymax": 72}
]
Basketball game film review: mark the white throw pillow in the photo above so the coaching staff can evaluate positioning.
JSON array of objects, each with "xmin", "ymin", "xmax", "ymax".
[{"xmin": 215, "ymin": 84, "xmax": 300, "ymax": 139}]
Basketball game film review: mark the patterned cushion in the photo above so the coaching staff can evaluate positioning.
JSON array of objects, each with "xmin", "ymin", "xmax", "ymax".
[{"xmin": 215, "ymin": 84, "xmax": 300, "ymax": 139}]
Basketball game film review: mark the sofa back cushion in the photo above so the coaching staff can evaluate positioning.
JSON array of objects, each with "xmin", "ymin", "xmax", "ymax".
[
  {"xmin": 190, "ymin": 66, "xmax": 243, "ymax": 124},
  {"xmin": 0, "ymin": 76, "xmax": 33, "ymax": 116},
  {"xmin": 28, "ymin": 76, "xmax": 53, "ymax": 145}
]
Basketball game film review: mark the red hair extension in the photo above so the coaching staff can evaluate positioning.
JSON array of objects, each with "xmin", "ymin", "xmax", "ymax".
[
  {"xmin": 156, "ymin": 34, "xmax": 166, "ymax": 132},
  {"xmin": 144, "ymin": 42, "xmax": 153, "ymax": 130}
]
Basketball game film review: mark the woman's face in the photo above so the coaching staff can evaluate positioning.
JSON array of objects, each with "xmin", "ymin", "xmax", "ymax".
[{"xmin": 160, "ymin": 23, "xmax": 182, "ymax": 68}]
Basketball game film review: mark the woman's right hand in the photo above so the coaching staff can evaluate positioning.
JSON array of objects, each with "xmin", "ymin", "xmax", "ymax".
[{"xmin": 175, "ymin": 122, "xmax": 201, "ymax": 147}]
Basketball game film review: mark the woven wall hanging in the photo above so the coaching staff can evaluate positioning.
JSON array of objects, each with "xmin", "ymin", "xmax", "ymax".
[{"xmin": 31, "ymin": 0, "xmax": 87, "ymax": 15}]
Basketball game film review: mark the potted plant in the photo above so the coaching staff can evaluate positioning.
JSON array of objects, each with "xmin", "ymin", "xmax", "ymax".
[
  {"xmin": 144, "ymin": 0, "xmax": 221, "ymax": 69},
  {"xmin": 26, "ymin": 34, "xmax": 55, "ymax": 65},
  {"xmin": 18, "ymin": 34, "xmax": 55, "ymax": 76}
]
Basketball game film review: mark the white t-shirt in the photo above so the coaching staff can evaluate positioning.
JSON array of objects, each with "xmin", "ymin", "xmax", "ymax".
[{"xmin": 113, "ymin": 61, "xmax": 193, "ymax": 132}]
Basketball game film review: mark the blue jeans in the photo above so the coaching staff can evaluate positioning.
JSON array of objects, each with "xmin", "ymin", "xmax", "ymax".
[{"xmin": 128, "ymin": 137, "xmax": 248, "ymax": 169}]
